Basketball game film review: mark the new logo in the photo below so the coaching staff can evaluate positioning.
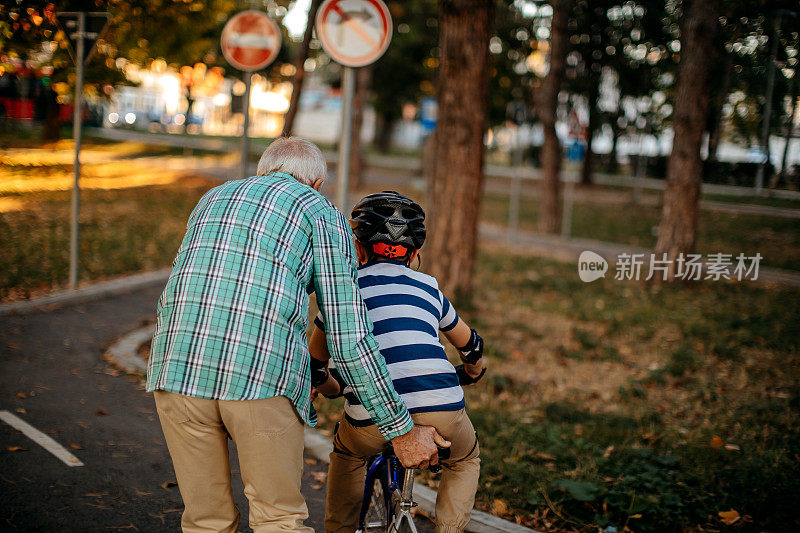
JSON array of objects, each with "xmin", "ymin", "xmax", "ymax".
[{"xmin": 578, "ymin": 251, "xmax": 608, "ymax": 282}]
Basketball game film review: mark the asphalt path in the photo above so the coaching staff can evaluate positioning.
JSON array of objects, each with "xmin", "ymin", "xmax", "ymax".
[{"xmin": 0, "ymin": 284, "xmax": 331, "ymax": 532}]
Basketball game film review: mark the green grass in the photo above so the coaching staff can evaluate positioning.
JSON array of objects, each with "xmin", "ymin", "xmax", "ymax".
[
  {"xmin": 0, "ymin": 179, "xmax": 215, "ymax": 299},
  {"xmin": 481, "ymin": 193, "xmax": 800, "ymax": 271},
  {"xmin": 460, "ymin": 252, "xmax": 800, "ymax": 531}
]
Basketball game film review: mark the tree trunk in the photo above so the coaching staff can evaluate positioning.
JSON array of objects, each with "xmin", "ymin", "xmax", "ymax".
[
  {"xmin": 654, "ymin": 0, "xmax": 721, "ymax": 278},
  {"xmin": 707, "ymin": 52, "xmax": 732, "ymax": 164},
  {"xmin": 425, "ymin": 0, "xmax": 493, "ymax": 300},
  {"xmin": 42, "ymin": 88, "xmax": 60, "ymax": 141},
  {"xmin": 281, "ymin": 0, "xmax": 322, "ymax": 137},
  {"xmin": 374, "ymin": 112, "xmax": 395, "ymax": 152},
  {"xmin": 535, "ymin": 0, "xmax": 571, "ymax": 234},
  {"xmin": 581, "ymin": 78, "xmax": 600, "ymax": 185},
  {"xmin": 349, "ymin": 65, "xmax": 374, "ymax": 190}
]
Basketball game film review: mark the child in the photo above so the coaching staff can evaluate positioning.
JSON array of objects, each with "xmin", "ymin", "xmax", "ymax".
[{"xmin": 309, "ymin": 191, "xmax": 486, "ymax": 533}]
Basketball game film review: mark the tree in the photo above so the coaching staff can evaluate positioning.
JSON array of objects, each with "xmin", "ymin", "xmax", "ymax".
[
  {"xmin": 535, "ymin": 0, "xmax": 572, "ymax": 234},
  {"xmin": 425, "ymin": 0, "xmax": 493, "ymax": 299},
  {"xmin": 281, "ymin": 0, "xmax": 322, "ymax": 137},
  {"xmin": 654, "ymin": 0, "xmax": 721, "ymax": 276}
]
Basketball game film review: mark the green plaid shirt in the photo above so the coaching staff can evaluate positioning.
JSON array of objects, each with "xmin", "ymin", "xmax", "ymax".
[{"xmin": 146, "ymin": 172, "xmax": 413, "ymax": 439}]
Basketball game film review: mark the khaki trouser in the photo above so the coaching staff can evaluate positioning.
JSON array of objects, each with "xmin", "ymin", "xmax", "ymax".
[
  {"xmin": 154, "ymin": 390, "xmax": 314, "ymax": 533},
  {"xmin": 325, "ymin": 409, "xmax": 480, "ymax": 533}
]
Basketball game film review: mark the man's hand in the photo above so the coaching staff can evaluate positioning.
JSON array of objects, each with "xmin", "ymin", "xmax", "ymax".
[{"xmin": 391, "ymin": 425, "xmax": 451, "ymax": 470}]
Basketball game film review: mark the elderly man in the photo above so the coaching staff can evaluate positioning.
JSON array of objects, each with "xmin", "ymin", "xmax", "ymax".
[{"xmin": 146, "ymin": 137, "xmax": 445, "ymax": 532}]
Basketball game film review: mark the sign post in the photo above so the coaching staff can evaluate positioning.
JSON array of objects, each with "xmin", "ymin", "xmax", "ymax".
[
  {"xmin": 221, "ymin": 10, "xmax": 282, "ymax": 178},
  {"xmin": 316, "ymin": 0, "xmax": 393, "ymax": 211},
  {"xmin": 57, "ymin": 11, "xmax": 110, "ymax": 289}
]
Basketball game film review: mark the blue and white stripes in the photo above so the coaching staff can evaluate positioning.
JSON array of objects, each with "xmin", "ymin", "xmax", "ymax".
[{"xmin": 317, "ymin": 260, "xmax": 464, "ymax": 426}]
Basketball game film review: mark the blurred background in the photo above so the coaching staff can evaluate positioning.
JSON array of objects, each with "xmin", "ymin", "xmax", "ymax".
[{"xmin": 1, "ymin": 1, "xmax": 799, "ymax": 532}]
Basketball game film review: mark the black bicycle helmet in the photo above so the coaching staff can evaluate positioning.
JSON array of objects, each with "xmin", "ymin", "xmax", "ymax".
[{"xmin": 350, "ymin": 191, "xmax": 426, "ymax": 254}]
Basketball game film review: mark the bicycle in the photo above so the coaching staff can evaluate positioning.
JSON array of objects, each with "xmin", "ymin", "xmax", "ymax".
[{"xmin": 356, "ymin": 444, "xmax": 450, "ymax": 533}]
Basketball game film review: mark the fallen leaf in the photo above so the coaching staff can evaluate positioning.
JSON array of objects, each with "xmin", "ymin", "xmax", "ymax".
[
  {"xmin": 103, "ymin": 524, "xmax": 138, "ymax": 531},
  {"xmin": 724, "ymin": 443, "xmax": 740, "ymax": 451},
  {"xmin": 160, "ymin": 481, "xmax": 178, "ymax": 490},
  {"xmin": 95, "ymin": 408, "xmax": 110, "ymax": 416},
  {"xmin": 310, "ymin": 484, "xmax": 323, "ymax": 490},
  {"xmin": 70, "ymin": 444, "xmax": 83, "ymax": 450},
  {"xmin": 492, "ymin": 499, "xmax": 508, "ymax": 515},
  {"xmin": 533, "ymin": 451, "xmax": 556, "ymax": 461},
  {"xmin": 630, "ymin": 514, "xmax": 642, "ymax": 519},
  {"xmin": 603, "ymin": 445, "xmax": 615, "ymax": 458},
  {"xmin": 6, "ymin": 446, "xmax": 28, "ymax": 452},
  {"xmin": 84, "ymin": 493, "xmax": 105, "ymax": 498},
  {"xmin": 304, "ymin": 457, "xmax": 318, "ymax": 465},
  {"xmin": 76, "ymin": 421, "xmax": 89, "ymax": 429},
  {"xmin": 16, "ymin": 392, "xmax": 26, "ymax": 399},
  {"xmin": 710, "ymin": 436, "xmax": 724, "ymax": 449},
  {"xmin": 719, "ymin": 509, "xmax": 740, "ymax": 525},
  {"xmin": 310, "ymin": 472, "xmax": 327, "ymax": 483},
  {"xmin": 133, "ymin": 487, "xmax": 151, "ymax": 496},
  {"xmin": 15, "ymin": 408, "xmax": 26, "ymax": 414},
  {"xmin": 147, "ymin": 513, "xmax": 165, "ymax": 524},
  {"xmin": 162, "ymin": 508, "xmax": 182, "ymax": 513}
]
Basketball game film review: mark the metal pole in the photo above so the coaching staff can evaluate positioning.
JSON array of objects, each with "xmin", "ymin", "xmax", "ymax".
[
  {"xmin": 337, "ymin": 66, "xmax": 356, "ymax": 211},
  {"xmin": 508, "ymin": 127, "xmax": 523, "ymax": 243},
  {"xmin": 68, "ymin": 12, "xmax": 85, "ymax": 289},
  {"xmin": 755, "ymin": 13, "xmax": 782, "ymax": 194},
  {"xmin": 561, "ymin": 174, "xmax": 574, "ymax": 238},
  {"xmin": 240, "ymin": 71, "xmax": 252, "ymax": 178},
  {"xmin": 633, "ymin": 131, "xmax": 644, "ymax": 204}
]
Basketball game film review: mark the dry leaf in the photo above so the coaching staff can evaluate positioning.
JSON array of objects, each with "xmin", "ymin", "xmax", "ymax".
[
  {"xmin": 603, "ymin": 445, "xmax": 615, "ymax": 458},
  {"xmin": 162, "ymin": 508, "xmax": 182, "ymax": 513},
  {"xmin": 710, "ymin": 436, "xmax": 724, "ymax": 449},
  {"xmin": 15, "ymin": 408, "xmax": 26, "ymax": 414},
  {"xmin": 95, "ymin": 408, "xmax": 110, "ymax": 416},
  {"xmin": 719, "ymin": 509, "xmax": 741, "ymax": 525},
  {"xmin": 310, "ymin": 484, "xmax": 323, "ymax": 490},
  {"xmin": 84, "ymin": 493, "xmax": 105, "ymax": 498},
  {"xmin": 133, "ymin": 487, "xmax": 151, "ymax": 496},
  {"xmin": 492, "ymin": 499, "xmax": 508, "ymax": 515},
  {"xmin": 160, "ymin": 481, "xmax": 178, "ymax": 490},
  {"xmin": 70, "ymin": 443, "xmax": 83, "ymax": 450},
  {"xmin": 724, "ymin": 443, "xmax": 740, "ymax": 451},
  {"xmin": 304, "ymin": 457, "xmax": 318, "ymax": 465},
  {"xmin": 16, "ymin": 392, "xmax": 26, "ymax": 399},
  {"xmin": 533, "ymin": 451, "xmax": 556, "ymax": 461},
  {"xmin": 310, "ymin": 472, "xmax": 327, "ymax": 483},
  {"xmin": 6, "ymin": 446, "xmax": 28, "ymax": 452}
]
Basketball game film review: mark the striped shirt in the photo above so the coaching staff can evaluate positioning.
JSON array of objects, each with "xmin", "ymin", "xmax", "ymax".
[
  {"xmin": 317, "ymin": 260, "xmax": 464, "ymax": 427},
  {"xmin": 146, "ymin": 172, "xmax": 413, "ymax": 439}
]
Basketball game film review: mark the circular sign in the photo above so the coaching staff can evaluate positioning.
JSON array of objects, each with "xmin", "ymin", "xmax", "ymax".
[
  {"xmin": 316, "ymin": 0, "xmax": 393, "ymax": 68},
  {"xmin": 221, "ymin": 11, "xmax": 282, "ymax": 71}
]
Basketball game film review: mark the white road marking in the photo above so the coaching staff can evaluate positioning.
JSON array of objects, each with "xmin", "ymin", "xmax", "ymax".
[{"xmin": 0, "ymin": 410, "xmax": 84, "ymax": 467}]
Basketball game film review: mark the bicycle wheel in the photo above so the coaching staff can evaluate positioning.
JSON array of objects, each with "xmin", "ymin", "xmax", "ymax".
[{"xmin": 363, "ymin": 462, "xmax": 390, "ymax": 532}]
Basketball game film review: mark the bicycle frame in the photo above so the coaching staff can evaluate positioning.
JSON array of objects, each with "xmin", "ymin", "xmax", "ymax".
[{"xmin": 357, "ymin": 453, "xmax": 419, "ymax": 532}]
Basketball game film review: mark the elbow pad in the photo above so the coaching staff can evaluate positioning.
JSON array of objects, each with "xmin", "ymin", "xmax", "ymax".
[
  {"xmin": 458, "ymin": 329, "xmax": 484, "ymax": 365},
  {"xmin": 455, "ymin": 364, "xmax": 486, "ymax": 386},
  {"xmin": 310, "ymin": 357, "xmax": 329, "ymax": 387}
]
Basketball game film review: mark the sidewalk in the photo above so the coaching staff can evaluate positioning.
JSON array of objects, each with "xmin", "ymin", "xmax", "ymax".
[
  {"xmin": 480, "ymin": 223, "xmax": 800, "ymax": 287},
  {"xmin": 86, "ymin": 127, "xmax": 800, "ymax": 204}
]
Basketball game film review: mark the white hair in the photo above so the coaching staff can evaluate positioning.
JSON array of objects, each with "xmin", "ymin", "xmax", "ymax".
[{"xmin": 256, "ymin": 136, "xmax": 327, "ymax": 186}]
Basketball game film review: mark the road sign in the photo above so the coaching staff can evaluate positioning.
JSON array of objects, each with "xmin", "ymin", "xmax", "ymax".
[
  {"xmin": 221, "ymin": 10, "xmax": 282, "ymax": 72},
  {"xmin": 57, "ymin": 12, "xmax": 110, "ymax": 64},
  {"xmin": 316, "ymin": 0, "xmax": 393, "ymax": 68}
]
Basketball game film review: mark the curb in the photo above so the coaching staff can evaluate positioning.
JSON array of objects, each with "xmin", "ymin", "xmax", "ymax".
[
  {"xmin": 105, "ymin": 327, "xmax": 536, "ymax": 533},
  {"xmin": 0, "ymin": 269, "xmax": 170, "ymax": 317}
]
